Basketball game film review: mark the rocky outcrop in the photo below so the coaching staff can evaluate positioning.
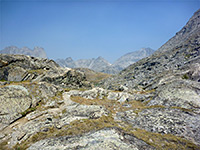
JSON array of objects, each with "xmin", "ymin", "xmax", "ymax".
[
  {"xmin": 28, "ymin": 128, "xmax": 155, "ymax": 150},
  {"xmin": 0, "ymin": 54, "xmax": 91, "ymax": 89},
  {"xmin": 0, "ymin": 46, "xmax": 47, "ymax": 59},
  {"xmin": 0, "ymin": 85, "xmax": 197, "ymax": 149},
  {"xmin": 0, "ymin": 88, "xmax": 108, "ymax": 149},
  {"xmin": 0, "ymin": 85, "xmax": 31, "ymax": 126},
  {"xmin": 157, "ymin": 9, "xmax": 200, "ymax": 53}
]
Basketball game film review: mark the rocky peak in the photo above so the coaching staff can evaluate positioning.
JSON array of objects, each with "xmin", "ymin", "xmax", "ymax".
[
  {"xmin": 157, "ymin": 9, "xmax": 200, "ymax": 53},
  {"xmin": 33, "ymin": 47, "xmax": 44, "ymax": 52},
  {"xmin": 0, "ymin": 46, "xmax": 48, "ymax": 59},
  {"xmin": 65, "ymin": 57, "xmax": 73, "ymax": 62},
  {"xmin": 96, "ymin": 56, "xmax": 106, "ymax": 60},
  {"xmin": 56, "ymin": 48, "xmax": 154, "ymax": 74},
  {"xmin": 21, "ymin": 46, "xmax": 31, "ymax": 51},
  {"xmin": 139, "ymin": 47, "xmax": 155, "ymax": 55},
  {"xmin": 112, "ymin": 47, "xmax": 155, "ymax": 70},
  {"xmin": 94, "ymin": 56, "xmax": 111, "ymax": 65},
  {"xmin": 56, "ymin": 56, "xmax": 112, "ymax": 73},
  {"xmin": 3, "ymin": 46, "xmax": 19, "ymax": 53}
]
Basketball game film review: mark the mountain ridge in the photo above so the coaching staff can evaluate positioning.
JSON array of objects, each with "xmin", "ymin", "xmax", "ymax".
[
  {"xmin": 56, "ymin": 47, "xmax": 155, "ymax": 74},
  {"xmin": 0, "ymin": 46, "xmax": 47, "ymax": 59},
  {"xmin": 157, "ymin": 9, "xmax": 200, "ymax": 53}
]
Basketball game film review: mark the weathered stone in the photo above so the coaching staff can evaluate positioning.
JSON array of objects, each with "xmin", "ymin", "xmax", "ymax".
[
  {"xmin": 28, "ymin": 128, "xmax": 155, "ymax": 150},
  {"xmin": 128, "ymin": 108, "xmax": 200, "ymax": 144},
  {"xmin": 0, "ymin": 85, "xmax": 31, "ymax": 125},
  {"xmin": 148, "ymin": 80, "xmax": 200, "ymax": 112}
]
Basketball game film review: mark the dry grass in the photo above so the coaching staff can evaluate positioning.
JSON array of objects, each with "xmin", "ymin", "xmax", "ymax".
[
  {"xmin": 130, "ymin": 128, "xmax": 199, "ymax": 150},
  {"xmin": 12, "ymin": 89, "xmax": 199, "ymax": 150},
  {"xmin": 0, "ymin": 140, "xmax": 9, "ymax": 150},
  {"xmin": 14, "ymin": 115, "xmax": 117, "ymax": 150},
  {"xmin": 16, "ymin": 115, "xmax": 199, "ymax": 150},
  {"xmin": 70, "ymin": 96, "xmax": 146, "ymax": 114},
  {"xmin": 27, "ymin": 69, "xmax": 47, "ymax": 75},
  {"xmin": 131, "ymin": 89, "xmax": 156, "ymax": 94},
  {"xmin": 0, "ymin": 80, "xmax": 33, "ymax": 88},
  {"xmin": 70, "ymin": 96, "xmax": 166, "ymax": 115},
  {"xmin": 75, "ymin": 68, "xmax": 112, "ymax": 85}
]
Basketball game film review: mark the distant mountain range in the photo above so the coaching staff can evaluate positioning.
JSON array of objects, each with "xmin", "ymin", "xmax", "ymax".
[
  {"xmin": 0, "ymin": 46, "xmax": 154, "ymax": 74},
  {"xmin": 56, "ymin": 48, "xmax": 155, "ymax": 74},
  {"xmin": 0, "ymin": 46, "xmax": 47, "ymax": 59},
  {"xmin": 56, "ymin": 56, "xmax": 112, "ymax": 73}
]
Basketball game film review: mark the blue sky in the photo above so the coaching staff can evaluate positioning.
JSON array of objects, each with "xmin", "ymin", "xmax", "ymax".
[{"xmin": 0, "ymin": 0, "xmax": 199, "ymax": 63}]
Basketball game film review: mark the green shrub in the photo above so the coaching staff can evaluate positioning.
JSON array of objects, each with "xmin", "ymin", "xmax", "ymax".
[{"xmin": 182, "ymin": 74, "xmax": 189, "ymax": 79}]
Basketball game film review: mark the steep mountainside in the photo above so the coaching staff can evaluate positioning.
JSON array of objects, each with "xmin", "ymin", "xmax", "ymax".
[
  {"xmin": 157, "ymin": 9, "xmax": 200, "ymax": 53},
  {"xmin": 102, "ymin": 9, "xmax": 200, "ymax": 91},
  {"xmin": 100, "ymin": 8, "xmax": 200, "ymax": 147},
  {"xmin": 56, "ymin": 48, "xmax": 154, "ymax": 74},
  {"xmin": 0, "ymin": 46, "xmax": 47, "ymax": 58}
]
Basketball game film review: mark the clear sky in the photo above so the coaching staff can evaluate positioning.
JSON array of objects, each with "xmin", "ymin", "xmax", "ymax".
[{"xmin": 0, "ymin": 0, "xmax": 199, "ymax": 63}]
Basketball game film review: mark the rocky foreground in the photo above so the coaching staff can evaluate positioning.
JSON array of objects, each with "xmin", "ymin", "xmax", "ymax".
[
  {"xmin": 0, "ymin": 9, "xmax": 200, "ymax": 150},
  {"xmin": 1, "ymin": 76, "xmax": 199, "ymax": 149}
]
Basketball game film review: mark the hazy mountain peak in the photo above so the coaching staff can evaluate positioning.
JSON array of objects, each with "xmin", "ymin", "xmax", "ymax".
[
  {"xmin": 113, "ymin": 47, "xmax": 155, "ymax": 70},
  {"xmin": 0, "ymin": 46, "xmax": 47, "ymax": 58},
  {"xmin": 96, "ymin": 56, "xmax": 104, "ymax": 59},
  {"xmin": 56, "ymin": 48, "xmax": 154, "ymax": 74},
  {"xmin": 65, "ymin": 57, "xmax": 73, "ymax": 61}
]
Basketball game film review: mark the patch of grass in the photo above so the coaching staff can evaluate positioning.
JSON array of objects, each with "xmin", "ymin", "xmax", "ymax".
[
  {"xmin": 184, "ymin": 54, "xmax": 191, "ymax": 59},
  {"xmin": 182, "ymin": 74, "xmax": 189, "ymax": 80},
  {"xmin": 132, "ymin": 89, "xmax": 156, "ymax": 94},
  {"xmin": 60, "ymin": 115, "xmax": 117, "ymax": 136},
  {"xmin": 70, "ymin": 96, "xmax": 166, "ymax": 115},
  {"xmin": 20, "ymin": 107, "xmax": 37, "ymax": 117},
  {"xmin": 170, "ymin": 106, "xmax": 194, "ymax": 112},
  {"xmin": 71, "ymin": 96, "xmax": 146, "ymax": 114},
  {"xmin": 62, "ymin": 108, "xmax": 67, "ymax": 114},
  {"xmin": 14, "ymin": 115, "xmax": 117, "ymax": 150},
  {"xmin": 75, "ymin": 68, "xmax": 112, "ymax": 85},
  {"xmin": 0, "ymin": 140, "xmax": 9, "ymax": 150},
  {"xmin": 0, "ymin": 79, "xmax": 7, "ymax": 82},
  {"xmin": 130, "ymin": 128, "xmax": 199, "ymax": 150},
  {"xmin": 0, "ymin": 80, "xmax": 33, "ymax": 88},
  {"xmin": 51, "ymin": 90, "xmax": 64, "ymax": 101},
  {"xmin": 27, "ymin": 69, "xmax": 46, "ymax": 75}
]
